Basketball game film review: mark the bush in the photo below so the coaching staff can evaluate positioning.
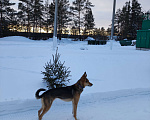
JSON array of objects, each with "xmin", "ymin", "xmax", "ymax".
[{"xmin": 42, "ymin": 48, "xmax": 71, "ymax": 89}]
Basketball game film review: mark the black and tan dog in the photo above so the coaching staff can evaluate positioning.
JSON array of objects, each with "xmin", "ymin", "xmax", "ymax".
[{"xmin": 35, "ymin": 72, "xmax": 93, "ymax": 120}]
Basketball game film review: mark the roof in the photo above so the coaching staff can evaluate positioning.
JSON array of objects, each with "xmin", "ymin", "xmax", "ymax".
[{"xmin": 85, "ymin": 37, "xmax": 95, "ymax": 41}]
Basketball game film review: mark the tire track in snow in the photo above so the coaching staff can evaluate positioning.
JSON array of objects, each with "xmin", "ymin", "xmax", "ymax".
[
  {"xmin": 100, "ymin": 90, "xmax": 150, "ymax": 102},
  {"xmin": 0, "ymin": 66, "xmax": 39, "ymax": 74}
]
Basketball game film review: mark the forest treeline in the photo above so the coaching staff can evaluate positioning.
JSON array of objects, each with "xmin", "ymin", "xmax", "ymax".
[
  {"xmin": 0, "ymin": 0, "xmax": 149, "ymax": 39},
  {"xmin": 0, "ymin": 0, "xmax": 95, "ymax": 38}
]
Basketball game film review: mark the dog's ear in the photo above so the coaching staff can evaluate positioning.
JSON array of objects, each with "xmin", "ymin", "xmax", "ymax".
[
  {"xmin": 84, "ymin": 72, "xmax": 87, "ymax": 77},
  {"xmin": 81, "ymin": 72, "xmax": 87, "ymax": 79}
]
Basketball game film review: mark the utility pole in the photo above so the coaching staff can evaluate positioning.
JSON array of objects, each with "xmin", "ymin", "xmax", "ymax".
[
  {"xmin": 53, "ymin": 0, "xmax": 58, "ymax": 50},
  {"xmin": 110, "ymin": 0, "xmax": 116, "ymax": 50}
]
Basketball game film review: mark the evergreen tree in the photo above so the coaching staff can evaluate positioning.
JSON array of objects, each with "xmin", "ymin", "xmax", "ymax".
[
  {"xmin": 70, "ymin": 26, "xmax": 78, "ymax": 35},
  {"xmin": 57, "ymin": 0, "xmax": 71, "ymax": 40},
  {"xmin": 71, "ymin": 0, "xmax": 86, "ymax": 37},
  {"xmin": 115, "ymin": 0, "xmax": 144, "ymax": 39},
  {"xmin": 83, "ymin": 0, "xmax": 95, "ymax": 35},
  {"xmin": 42, "ymin": 48, "xmax": 71, "ymax": 89},
  {"xmin": 114, "ymin": 8, "xmax": 121, "ymax": 35},
  {"xmin": 18, "ymin": 0, "xmax": 33, "ymax": 33},
  {"xmin": 8, "ymin": 8, "xmax": 18, "ymax": 32},
  {"xmin": 84, "ymin": 8, "xmax": 95, "ymax": 35},
  {"xmin": 93, "ymin": 28, "xmax": 100, "ymax": 36},
  {"xmin": 100, "ymin": 27, "xmax": 105, "ymax": 36},
  {"xmin": 0, "ymin": 0, "xmax": 15, "ymax": 36},
  {"xmin": 120, "ymin": 1, "xmax": 131, "ymax": 38},
  {"xmin": 144, "ymin": 10, "xmax": 150, "ymax": 20},
  {"xmin": 17, "ymin": 10, "xmax": 26, "ymax": 32},
  {"xmin": 49, "ymin": 2, "xmax": 55, "ymax": 33},
  {"xmin": 130, "ymin": 0, "xmax": 143, "ymax": 39},
  {"xmin": 49, "ymin": 0, "xmax": 71, "ymax": 37},
  {"xmin": 31, "ymin": 0, "xmax": 44, "ymax": 33},
  {"xmin": 106, "ymin": 27, "xmax": 111, "ymax": 36},
  {"xmin": 43, "ymin": 0, "xmax": 53, "ymax": 33}
]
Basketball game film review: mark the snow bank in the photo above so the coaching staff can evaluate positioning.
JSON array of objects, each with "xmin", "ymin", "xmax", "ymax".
[{"xmin": 0, "ymin": 36, "xmax": 150, "ymax": 101}]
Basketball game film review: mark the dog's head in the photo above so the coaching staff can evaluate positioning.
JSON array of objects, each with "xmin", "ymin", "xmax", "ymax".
[{"xmin": 80, "ymin": 72, "xmax": 93, "ymax": 87}]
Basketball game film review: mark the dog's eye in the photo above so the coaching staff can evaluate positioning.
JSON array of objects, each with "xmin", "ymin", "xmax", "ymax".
[{"xmin": 86, "ymin": 80, "xmax": 88, "ymax": 82}]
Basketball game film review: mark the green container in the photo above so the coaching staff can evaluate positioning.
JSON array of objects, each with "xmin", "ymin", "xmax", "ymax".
[
  {"xmin": 136, "ymin": 30, "xmax": 150, "ymax": 49},
  {"xmin": 136, "ymin": 14, "xmax": 150, "ymax": 49},
  {"xmin": 120, "ymin": 40, "xmax": 132, "ymax": 46}
]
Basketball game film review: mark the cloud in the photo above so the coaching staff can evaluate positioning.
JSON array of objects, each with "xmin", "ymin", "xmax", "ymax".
[
  {"xmin": 93, "ymin": 0, "xmax": 112, "ymax": 12},
  {"xmin": 92, "ymin": 0, "xmax": 150, "ymax": 28}
]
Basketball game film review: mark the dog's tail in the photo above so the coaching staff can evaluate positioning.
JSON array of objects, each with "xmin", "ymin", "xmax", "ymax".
[{"xmin": 35, "ymin": 88, "xmax": 46, "ymax": 99}]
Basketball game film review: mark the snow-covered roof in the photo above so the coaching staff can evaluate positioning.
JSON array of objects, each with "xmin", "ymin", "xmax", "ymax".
[{"xmin": 85, "ymin": 37, "xmax": 95, "ymax": 41}]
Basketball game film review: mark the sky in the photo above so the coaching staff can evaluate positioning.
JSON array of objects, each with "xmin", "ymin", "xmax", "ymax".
[{"xmin": 10, "ymin": 0, "xmax": 150, "ymax": 29}]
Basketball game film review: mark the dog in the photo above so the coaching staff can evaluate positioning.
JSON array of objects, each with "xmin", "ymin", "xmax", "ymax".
[{"xmin": 35, "ymin": 72, "xmax": 93, "ymax": 120}]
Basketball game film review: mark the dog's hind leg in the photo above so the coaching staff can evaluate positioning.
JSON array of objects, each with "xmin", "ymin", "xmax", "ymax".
[
  {"xmin": 38, "ymin": 98, "xmax": 44, "ymax": 118},
  {"xmin": 39, "ymin": 99, "xmax": 54, "ymax": 120},
  {"xmin": 39, "ymin": 105, "xmax": 51, "ymax": 120},
  {"xmin": 72, "ymin": 100, "xmax": 74, "ymax": 114},
  {"xmin": 38, "ymin": 108, "xmax": 43, "ymax": 117}
]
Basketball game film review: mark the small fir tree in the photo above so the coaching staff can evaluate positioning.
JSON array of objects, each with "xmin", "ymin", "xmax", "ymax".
[{"xmin": 42, "ymin": 48, "xmax": 71, "ymax": 89}]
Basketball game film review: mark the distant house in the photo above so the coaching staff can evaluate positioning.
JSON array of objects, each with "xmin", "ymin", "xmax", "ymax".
[{"xmin": 86, "ymin": 36, "xmax": 107, "ymax": 45}]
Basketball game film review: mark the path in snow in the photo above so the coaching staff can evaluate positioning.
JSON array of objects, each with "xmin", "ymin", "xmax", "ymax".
[{"xmin": 0, "ymin": 88, "xmax": 150, "ymax": 120}]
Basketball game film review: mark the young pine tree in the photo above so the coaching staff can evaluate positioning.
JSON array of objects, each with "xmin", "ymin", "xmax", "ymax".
[{"xmin": 42, "ymin": 49, "xmax": 71, "ymax": 89}]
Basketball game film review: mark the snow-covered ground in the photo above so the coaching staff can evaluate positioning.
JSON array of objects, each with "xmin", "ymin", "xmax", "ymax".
[{"xmin": 0, "ymin": 36, "xmax": 150, "ymax": 120}]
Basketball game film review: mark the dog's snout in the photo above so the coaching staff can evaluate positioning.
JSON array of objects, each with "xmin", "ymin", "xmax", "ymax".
[{"xmin": 89, "ymin": 82, "xmax": 93, "ymax": 86}]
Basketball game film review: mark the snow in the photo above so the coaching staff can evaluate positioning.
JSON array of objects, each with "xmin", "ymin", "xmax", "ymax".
[
  {"xmin": 0, "ymin": 36, "xmax": 150, "ymax": 120},
  {"xmin": 85, "ymin": 37, "xmax": 95, "ymax": 41}
]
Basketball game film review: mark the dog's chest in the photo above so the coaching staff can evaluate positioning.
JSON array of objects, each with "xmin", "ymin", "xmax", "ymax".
[{"xmin": 60, "ymin": 98, "xmax": 73, "ymax": 102}]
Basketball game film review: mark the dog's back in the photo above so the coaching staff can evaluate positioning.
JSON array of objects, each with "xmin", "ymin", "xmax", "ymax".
[{"xmin": 40, "ymin": 86, "xmax": 75, "ymax": 100}]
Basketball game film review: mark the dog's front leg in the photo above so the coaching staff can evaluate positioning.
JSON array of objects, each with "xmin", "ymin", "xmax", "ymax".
[
  {"xmin": 73, "ymin": 95, "xmax": 80, "ymax": 120},
  {"xmin": 73, "ymin": 103, "xmax": 77, "ymax": 120}
]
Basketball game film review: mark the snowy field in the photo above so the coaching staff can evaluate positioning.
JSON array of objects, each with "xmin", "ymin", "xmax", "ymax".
[{"xmin": 0, "ymin": 36, "xmax": 150, "ymax": 120}]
